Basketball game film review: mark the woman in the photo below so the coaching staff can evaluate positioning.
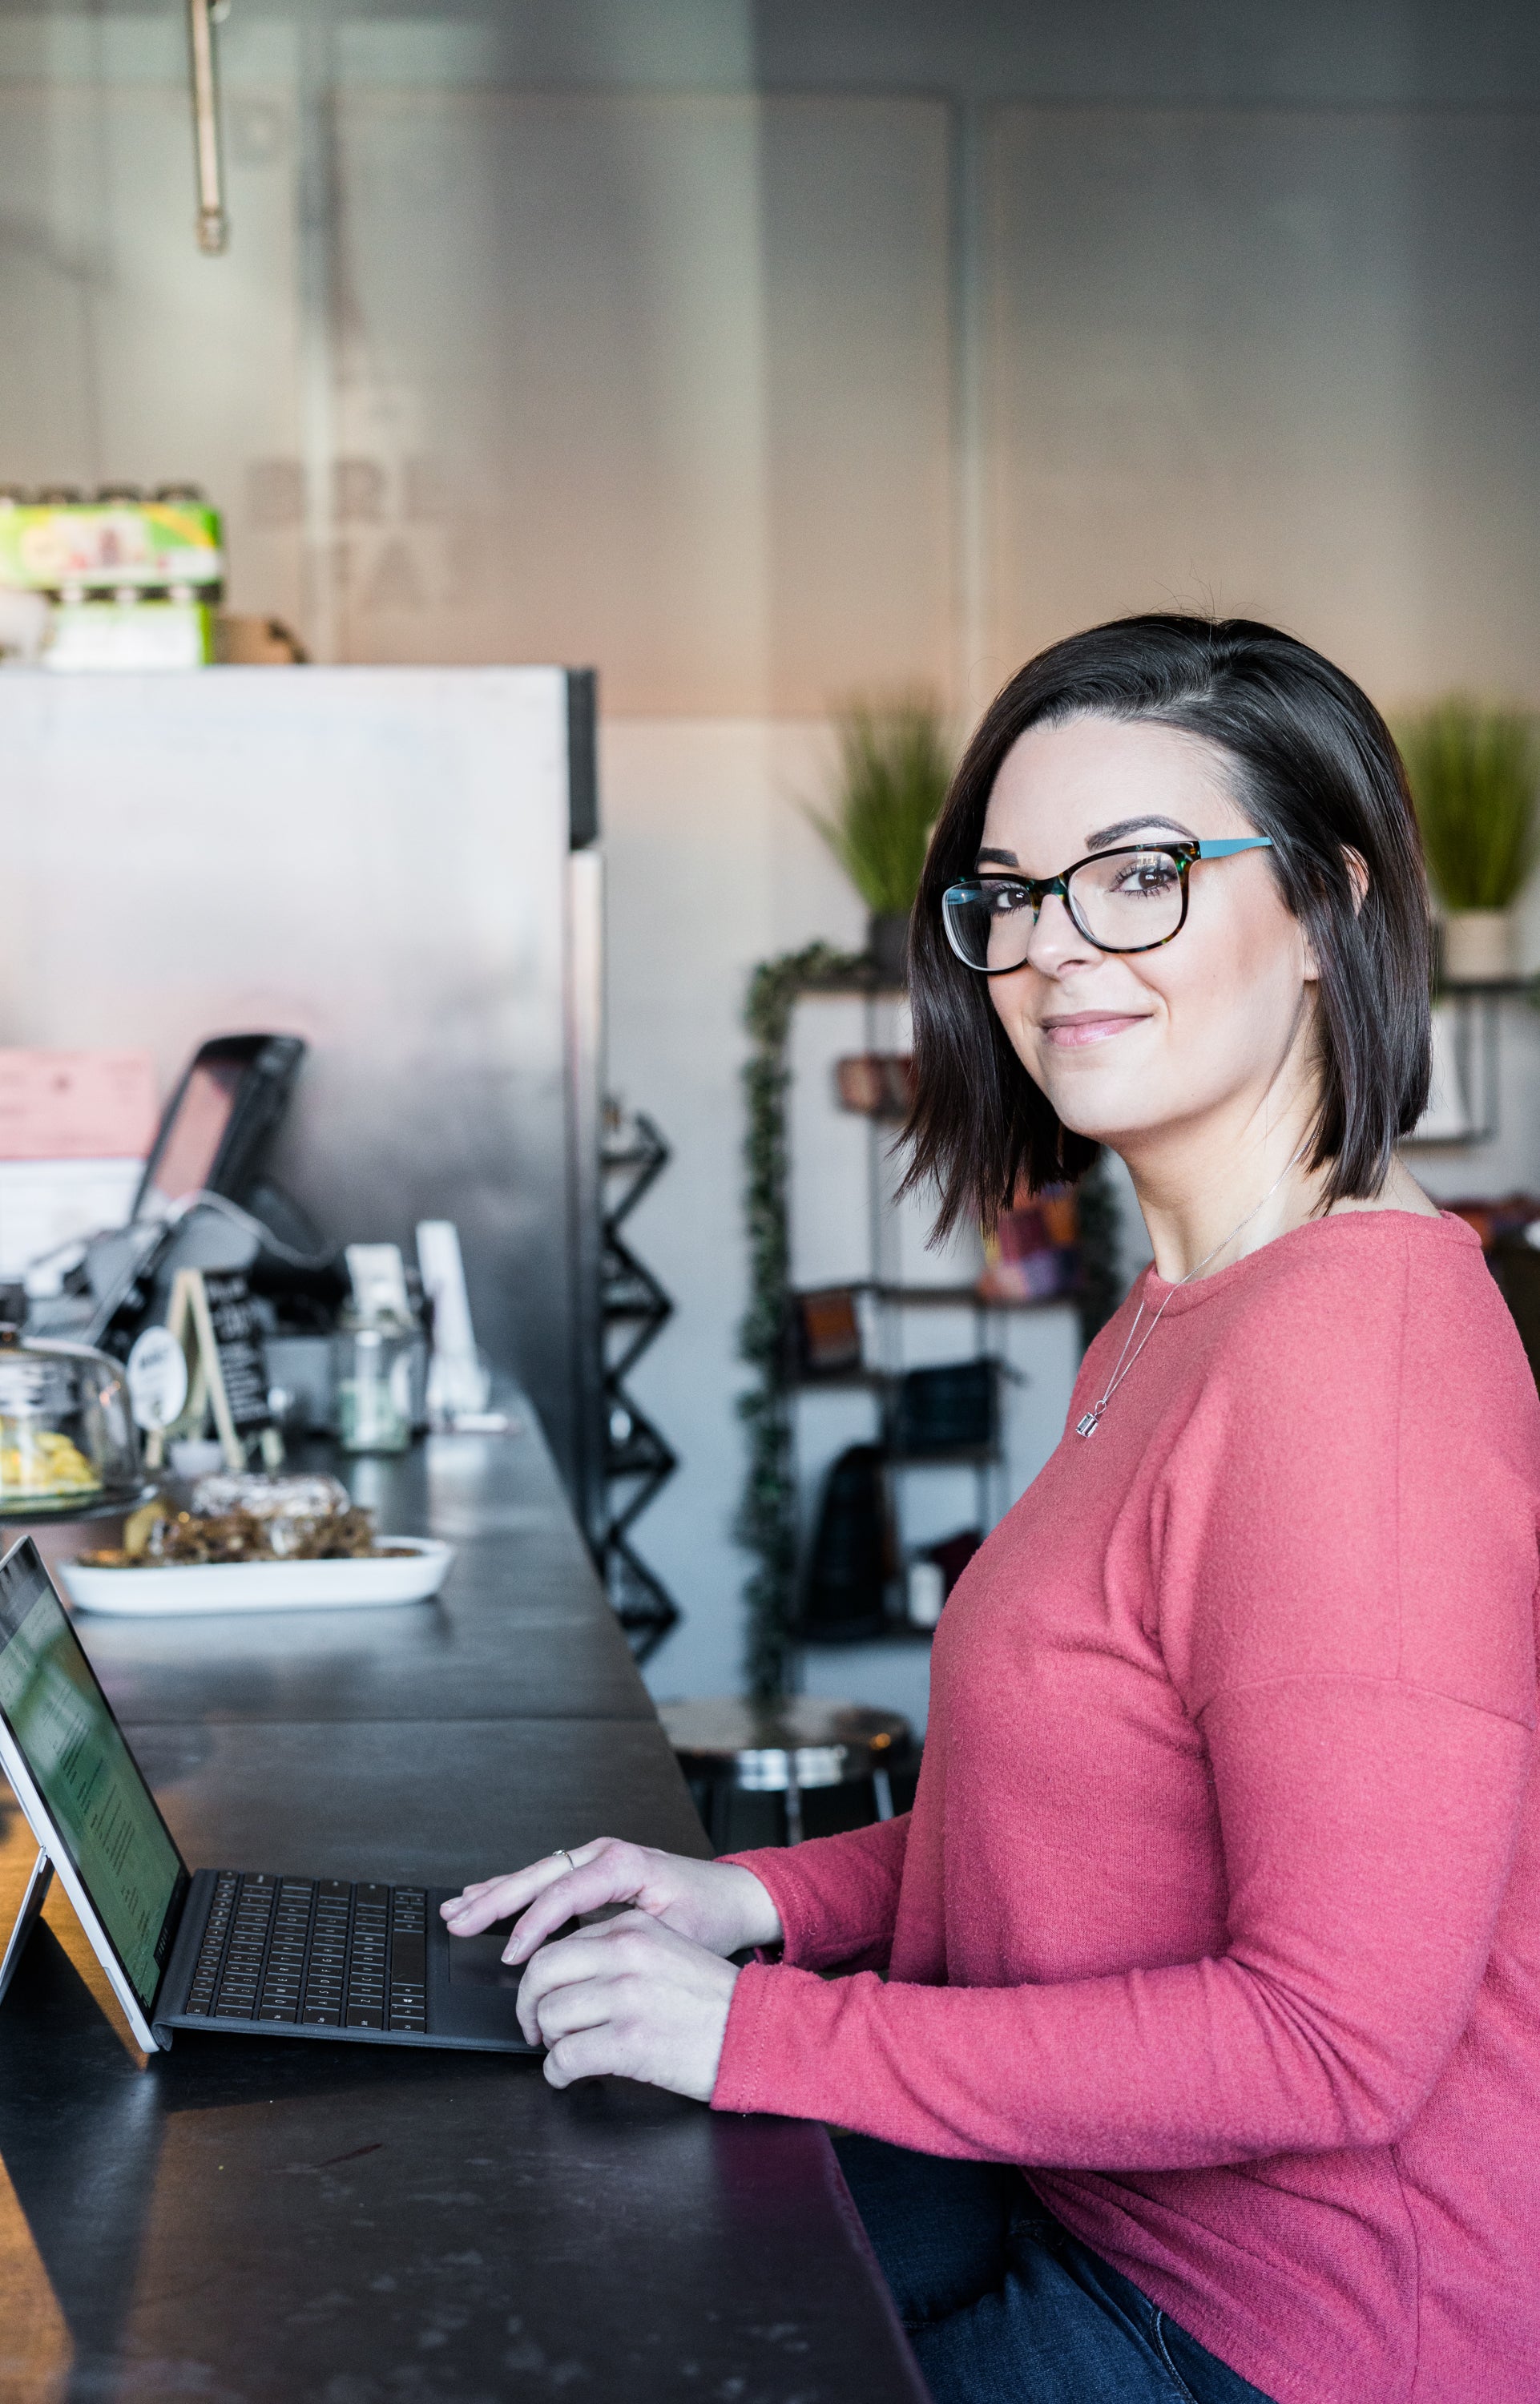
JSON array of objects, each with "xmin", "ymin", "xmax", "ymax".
[{"xmin": 443, "ymin": 617, "xmax": 1540, "ymax": 2404}]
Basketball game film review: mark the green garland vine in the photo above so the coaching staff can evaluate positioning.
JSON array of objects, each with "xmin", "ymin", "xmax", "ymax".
[
  {"xmin": 736, "ymin": 950, "xmax": 1123, "ymax": 1703},
  {"xmin": 736, "ymin": 945, "xmax": 869, "ymax": 1701}
]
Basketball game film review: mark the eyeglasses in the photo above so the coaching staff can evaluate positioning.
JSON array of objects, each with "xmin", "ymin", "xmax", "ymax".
[{"xmin": 941, "ymin": 837, "xmax": 1274, "ymax": 973}]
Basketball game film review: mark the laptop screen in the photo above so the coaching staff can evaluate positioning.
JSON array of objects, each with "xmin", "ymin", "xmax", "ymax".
[{"xmin": 0, "ymin": 1540, "xmax": 186, "ymax": 2007}]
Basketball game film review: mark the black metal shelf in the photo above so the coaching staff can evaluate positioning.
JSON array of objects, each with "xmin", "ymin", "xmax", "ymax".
[
  {"xmin": 794, "ymin": 1279, "xmax": 1076, "ymax": 1311},
  {"xmin": 603, "ymin": 1262, "xmax": 671, "ymax": 1321},
  {"xmin": 788, "ymin": 1281, "xmax": 1073, "ymax": 1395},
  {"xmin": 605, "ymin": 1417, "xmax": 675, "ymax": 1482},
  {"xmin": 599, "ymin": 1108, "xmax": 679, "ymax": 1661}
]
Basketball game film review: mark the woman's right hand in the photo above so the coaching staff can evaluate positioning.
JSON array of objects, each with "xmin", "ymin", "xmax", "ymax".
[{"xmin": 438, "ymin": 1837, "xmax": 784, "ymax": 1966}]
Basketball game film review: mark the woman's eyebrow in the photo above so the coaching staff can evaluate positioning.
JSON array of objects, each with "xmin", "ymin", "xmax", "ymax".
[
  {"xmin": 974, "ymin": 818, "xmax": 1195, "ymax": 870},
  {"xmin": 1084, "ymin": 814, "xmax": 1196, "ymax": 849}
]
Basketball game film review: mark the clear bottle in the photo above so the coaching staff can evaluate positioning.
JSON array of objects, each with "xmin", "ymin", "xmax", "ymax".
[{"xmin": 332, "ymin": 1309, "xmax": 413, "ymax": 1454}]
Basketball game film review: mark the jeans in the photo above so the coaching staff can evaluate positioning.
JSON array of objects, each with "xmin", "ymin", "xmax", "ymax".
[{"xmin": 833, "ymin": 2133, "xmax": 1277, "ymax": 2404}]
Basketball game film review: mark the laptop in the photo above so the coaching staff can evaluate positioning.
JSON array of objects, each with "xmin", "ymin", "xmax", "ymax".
[{"xmin": 0, "ymin": 1535, "xmax": 537, "ymax": 2055}]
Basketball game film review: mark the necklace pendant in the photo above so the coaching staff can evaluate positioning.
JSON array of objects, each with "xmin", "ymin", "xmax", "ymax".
[{"xmin": 1075, "ymin": 1407, "xmax": 1103, "ymax": 1438}]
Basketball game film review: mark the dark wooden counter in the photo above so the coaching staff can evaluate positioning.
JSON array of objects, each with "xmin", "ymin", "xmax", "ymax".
[
  {"xmin": 0, "ymin": 1420, "xmax": 926, "ymax": 2404},
  {"xmin": 31, "ymin": 1436, "xmax": 653, "ymax": 1728}
]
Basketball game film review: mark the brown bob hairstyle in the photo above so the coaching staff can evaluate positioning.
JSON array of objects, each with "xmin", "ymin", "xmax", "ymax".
[{"xmin": 904, "ymin": 614, "xmax": 1433, "ymax": 1237}]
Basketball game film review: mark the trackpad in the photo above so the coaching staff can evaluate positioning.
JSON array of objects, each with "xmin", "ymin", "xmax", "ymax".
[{"xmin": 446, "ymin": 1926, "xmax": 522, "ymax": 1989}]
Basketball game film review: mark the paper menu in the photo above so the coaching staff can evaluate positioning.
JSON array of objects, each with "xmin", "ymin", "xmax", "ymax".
[{"xmin": 0, "ymin": 1051, "xmax": 157, "ymax": 1164}]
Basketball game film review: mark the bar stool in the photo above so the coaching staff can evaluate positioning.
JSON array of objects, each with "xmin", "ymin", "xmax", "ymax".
[{"xmin": 658, "ymin": 1697, "xmax": 912, "ymax": 1849}]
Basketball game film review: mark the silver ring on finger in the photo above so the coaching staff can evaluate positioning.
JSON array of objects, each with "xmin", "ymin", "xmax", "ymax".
[{"xmin": 553, "ymin": 1848, "xmax": 575, "ymax": 1874}]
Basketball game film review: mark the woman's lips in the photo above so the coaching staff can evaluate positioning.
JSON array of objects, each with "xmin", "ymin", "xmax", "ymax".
[{"xmin": 1040, "ymin": 1011, "xmax": 1152, "ymax": 1048}]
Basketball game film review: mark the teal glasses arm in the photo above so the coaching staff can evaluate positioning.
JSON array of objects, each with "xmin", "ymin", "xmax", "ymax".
[{"xmin": 1194, "ymin": 837, "xmax": 1273, "ymax": 860}]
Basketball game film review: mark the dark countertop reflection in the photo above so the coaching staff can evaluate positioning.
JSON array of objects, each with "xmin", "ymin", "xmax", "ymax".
[
  {"xmin": 0, "ymin": 1410, "xmax": 927, "ymax": 2403},
  {"xmin": 131, "ymin": 1712, "xmax": 712, "ymax": 1882}
]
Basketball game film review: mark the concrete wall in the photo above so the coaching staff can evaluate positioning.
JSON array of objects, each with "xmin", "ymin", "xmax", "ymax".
[{"xmin": 2, "ymin": 2, "xmax": 1539, "ymax": 1705}]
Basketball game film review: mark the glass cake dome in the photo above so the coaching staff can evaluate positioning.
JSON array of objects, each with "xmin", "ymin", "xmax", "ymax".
[{"xmin": 0, "ymin": 1318, "xmax": 143, "ymax": 1516}]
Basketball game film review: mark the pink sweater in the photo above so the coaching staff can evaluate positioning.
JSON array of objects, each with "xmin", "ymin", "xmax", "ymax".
[{"xmin": 714, "ymin": 1212, "xmax": 1540, "ymax": 2404}]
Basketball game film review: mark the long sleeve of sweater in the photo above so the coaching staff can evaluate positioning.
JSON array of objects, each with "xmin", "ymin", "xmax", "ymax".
[
  {"xmin": 713, "ymin": 1675, "xmax": 1533, "ymax": 2164},
  {"xmin": 723, "ymin": 1808, "xmax": 911, "ymax": 1973}
]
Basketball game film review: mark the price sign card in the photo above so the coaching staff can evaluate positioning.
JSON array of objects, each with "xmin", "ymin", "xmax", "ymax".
[{"xmin": 143, "ymin": 1269, "xmax": 284, "ymax": 1472}]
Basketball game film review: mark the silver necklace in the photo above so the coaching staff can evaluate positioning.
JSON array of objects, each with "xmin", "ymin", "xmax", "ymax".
[{"xmin": 1074, "ymin": 1156, "xmax": 1303, "ymax": 1438}]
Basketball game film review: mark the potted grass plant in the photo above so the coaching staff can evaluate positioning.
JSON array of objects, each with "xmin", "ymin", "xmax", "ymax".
[
  {"xmin": 809, "ymin": 693, "xmax": 953, "ymax": 982},
  {"xmin": 1401, "ymin": 697, "xmax": 1538, "ymax": 982}
]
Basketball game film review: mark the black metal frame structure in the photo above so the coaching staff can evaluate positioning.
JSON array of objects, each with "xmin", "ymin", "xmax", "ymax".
[{"xmin": 601, "ymin": 1109, "xmax": 679, "ymax": 1660}]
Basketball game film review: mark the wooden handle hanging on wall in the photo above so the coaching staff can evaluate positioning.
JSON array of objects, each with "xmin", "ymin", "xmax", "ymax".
[{"xmin": 187, "ymin": 0, "xmax": 228, "ymax": 254}]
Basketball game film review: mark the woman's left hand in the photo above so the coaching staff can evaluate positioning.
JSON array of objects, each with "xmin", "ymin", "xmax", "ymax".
[{"xmin": 516, "ymin": 1906, "xmax": 740, "ymax": 2099}]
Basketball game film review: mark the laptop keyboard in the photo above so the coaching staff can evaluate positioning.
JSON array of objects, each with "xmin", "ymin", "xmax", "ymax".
[{"xmin": 181, "ymin": 1871, "xmax": 429, "ymax": 2035}]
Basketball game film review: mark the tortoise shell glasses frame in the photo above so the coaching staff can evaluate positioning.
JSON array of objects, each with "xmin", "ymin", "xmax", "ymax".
[{"xmin": 941, "ymin": 837, "xmax": 1275, "ymax": 971}]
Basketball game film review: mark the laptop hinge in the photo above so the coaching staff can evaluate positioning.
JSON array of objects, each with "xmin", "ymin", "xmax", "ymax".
[{"xmin": 151, "ymin": 1865, "xmax": 218, "ymax": 2042}]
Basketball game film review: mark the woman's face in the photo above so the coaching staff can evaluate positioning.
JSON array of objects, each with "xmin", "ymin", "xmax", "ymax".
[{"xmin": 977, "ymin": 715, "xmax": 1317, "ymax": 1160}]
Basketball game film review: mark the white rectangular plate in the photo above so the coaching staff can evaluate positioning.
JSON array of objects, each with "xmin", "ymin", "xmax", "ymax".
[{"xmin": 58, "ymin": 1536, "xmax": 454, "ymax": 1615}]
